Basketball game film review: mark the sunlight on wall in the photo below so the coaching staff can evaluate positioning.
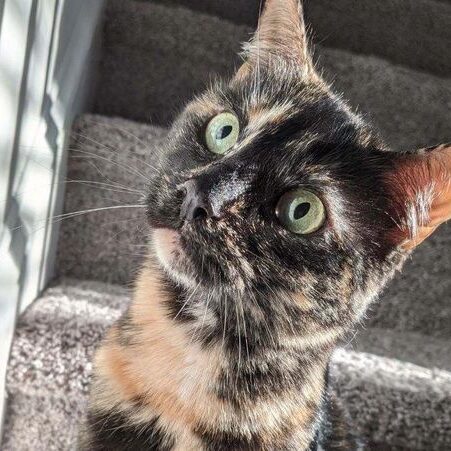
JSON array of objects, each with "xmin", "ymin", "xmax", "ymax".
[
  {"xmin": 0, "ymin": 0, "xmax": 105, "ymax": 434},
  {"xmin": 0, "ymin": 0, "xmax": 35, "ymax": 435}
]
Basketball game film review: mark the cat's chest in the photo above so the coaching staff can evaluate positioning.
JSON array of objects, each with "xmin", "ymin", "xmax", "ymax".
[{"xmin": 91, "ymin": 264, "xmax": 328, "ymax": 449}]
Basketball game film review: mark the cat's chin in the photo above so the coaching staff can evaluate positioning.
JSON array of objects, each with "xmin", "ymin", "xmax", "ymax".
[
  {"xmin": 152, "ymin": 228, "xmax": 183, "ymax": 265},
  {"xmin": 152, "ymin": 228, "xmax": 196, "ymax": 287}
]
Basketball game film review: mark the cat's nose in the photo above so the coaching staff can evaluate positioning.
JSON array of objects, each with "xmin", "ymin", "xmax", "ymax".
[{"xmin": 179, "ymin": 179, "xmax": 219, "ymax": 221}]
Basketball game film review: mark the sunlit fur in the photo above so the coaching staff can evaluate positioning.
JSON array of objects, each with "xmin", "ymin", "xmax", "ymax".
[{"xmin": 81, "ymin": 1, "xmax": 450, "ymax": 450}]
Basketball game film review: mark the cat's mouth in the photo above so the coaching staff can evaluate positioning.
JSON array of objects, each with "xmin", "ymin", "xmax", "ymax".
[
  {"xmin": 151, "ymin": 223, "xmax": 232, "ymax": 287},
  {"xmin": 152, "ymin": 226, "xmax": 201, "ymax": 285},
  {"xmin": 152, "ymin": 228, "xmax": 184, "ymax": 269}
]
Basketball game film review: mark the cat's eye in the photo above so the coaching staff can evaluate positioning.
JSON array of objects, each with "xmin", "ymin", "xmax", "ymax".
[
  {"xmin": 205, "ymin": 112, "xmax": 240, "ymax": 155},
  {"xmin": 276, "ymin": 189, "xmax": 326, "ymax": 234}
]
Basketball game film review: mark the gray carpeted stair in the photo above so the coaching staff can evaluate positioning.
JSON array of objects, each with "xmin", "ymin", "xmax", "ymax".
[
  {"xmin": 95, "ymin": 0, "xmax": 451, "ymax": 150},
  {"xmin": 2, "ymin": 0, "xmax": 451, "ymax": 449},
  {"xmin": 1, "ymin": 280, "xmax": 128, "ymax": 451},
  {"xmin": 149, "ymin": 0, "xmax": 451, "ymax": 77}
]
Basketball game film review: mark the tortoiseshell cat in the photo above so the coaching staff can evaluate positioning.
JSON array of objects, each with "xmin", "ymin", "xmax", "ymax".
[{"xmin": 80, "ymin": 1, "xmax": 451, "ymax": 449}]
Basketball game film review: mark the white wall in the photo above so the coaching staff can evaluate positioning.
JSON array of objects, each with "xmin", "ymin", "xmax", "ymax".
[{"xmin": 0, "ymin": 0, "xmax": 105, "ymax": 435}]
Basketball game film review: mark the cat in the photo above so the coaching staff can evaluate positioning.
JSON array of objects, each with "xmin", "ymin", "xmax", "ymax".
[{"xmin": 79, "ymin": 0, "xmax": 451, "ymax": 449}]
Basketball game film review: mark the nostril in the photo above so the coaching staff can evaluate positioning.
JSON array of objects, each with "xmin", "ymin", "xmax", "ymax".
[
  {"xmin": 179, "ymin": 178, "xmax": 216, "ymax": 222},
  {"xmin": 192, "ymin": 206, "xmax": 208, "ymax": 220},
  {"xmin": 177, "ymin": 182, "xmax": 188, "ymax": 193}
]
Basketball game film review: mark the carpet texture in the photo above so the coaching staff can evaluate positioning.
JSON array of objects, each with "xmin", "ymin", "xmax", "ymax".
[
  {"xmin": 150, "ymin": 0, "xmax": 451, "ymax": 77},
  {"xmin": 96, "ymin": 0, "xmax": 451, "ymax": 151},
  {"xmin": 3, "ymin": 280, "xmax": 451, "ymax": 450},
  {"xmin": 2, "ymin": 280, "xmax": 128, "ymax": 451}
]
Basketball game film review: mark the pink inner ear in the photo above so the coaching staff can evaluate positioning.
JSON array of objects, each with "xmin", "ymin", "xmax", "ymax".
[{"xmin": 396, "ymin": 144, "xmax": 451, "ymax": 250}]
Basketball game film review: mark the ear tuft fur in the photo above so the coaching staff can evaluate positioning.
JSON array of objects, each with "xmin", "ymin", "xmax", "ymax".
[
  {"xmin": 387, "ymin": 144, "xmax": 451, "ymax": 250},
  {"xmin": 238, "ymin": 0, "xmax": 314, "ymax": 77}
]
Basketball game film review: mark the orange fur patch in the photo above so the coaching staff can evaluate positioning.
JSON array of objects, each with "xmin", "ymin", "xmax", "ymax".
[{"xmin": 95, "ymin": 261, "xmax": 229, "ymax": 431}]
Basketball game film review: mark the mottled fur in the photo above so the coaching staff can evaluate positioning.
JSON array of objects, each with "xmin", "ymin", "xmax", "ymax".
[{"xmin": 80, "ymin": 1, "xmax": 451, "ymax": 449}]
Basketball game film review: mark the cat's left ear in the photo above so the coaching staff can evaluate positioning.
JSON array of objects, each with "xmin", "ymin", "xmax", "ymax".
[
  {"xmin": 387, "ymin": 144, "xmax": 451, "ymax": 250},
  {"xmin": 236, "ymin": 0, "xmax": 314, "ymax": 78}
]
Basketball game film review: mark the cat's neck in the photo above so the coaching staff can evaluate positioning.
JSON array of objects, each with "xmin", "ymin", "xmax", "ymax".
[{"xmin": 105, "ymin": 261, "xmax": 338, "ymax": 449}]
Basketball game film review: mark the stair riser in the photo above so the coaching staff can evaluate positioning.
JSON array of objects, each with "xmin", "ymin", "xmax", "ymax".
[
  {"xmin": 149, "ymin": 0, "xmax": 451, "ymax": 77},
  {"xmin": 96, "ymin": 1, "xmax": 451, "ymax": 150}
]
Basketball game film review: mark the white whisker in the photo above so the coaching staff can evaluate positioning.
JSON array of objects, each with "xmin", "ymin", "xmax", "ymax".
[
  {"xmin": 85, "ymin": 118, "xmax": 166, "ymax": 175},
  {"xmin": 11, "ymin": 205, "xmax": 145, "ymax": 238},
  {"xmin": 1, "ymin": 180, "xmax": 143, "ymax": 205},
  {"xmin": 222, "ymin": 294, "xmax": 228, "ymax": 352},
  {"xmin": 71, "ymin": 148, "xmax": 151, "ymax": 183},
  {"xmin": 174, "ymin": 282, "xmax": 200, "ymax": 320},
  {"xmin": 72, "ymin": 130, "xmax": 162, "ymax": 177},
  {"xmin": 235, "ymin": 300, "xmax": 242, "ymax": 385}
]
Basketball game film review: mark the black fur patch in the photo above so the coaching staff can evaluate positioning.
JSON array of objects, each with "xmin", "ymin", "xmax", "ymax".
[
  {"xmin": 83, "ymin": 410, "xmax": 174, "ymax": 451},
  {"xmin": 196, "ymin": 429, "xmax": 264, "ymax": 451},
  {"xmin": 216, "ymin": 348, "xmax": 326, "ymax": 404},
  {"xmin": 314, "ymin": 368, "xmax": 363, "ymax": 450}
]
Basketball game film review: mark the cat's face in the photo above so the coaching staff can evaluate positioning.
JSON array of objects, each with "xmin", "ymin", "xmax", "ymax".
[
  {"xmin": 149, "ymin": 67, "xmax": 392, "ymax": 292},
  {"xmin": 146, "ymin": 0, "xmax": 450, "ymax": 321}
]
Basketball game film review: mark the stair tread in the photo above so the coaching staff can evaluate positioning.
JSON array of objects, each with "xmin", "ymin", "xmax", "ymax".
[
  {"xmin": 3, "ymin": 278, "xmax": 451, "ymax": 450},
  {"xmin": 5, "ymin": 278, "xmax": 127, "ymax": 396},
  {"xmin": 4, "ymin": 2, "xmax": 451, "ymax": 449},
  {"xmin": 2, "ymin": 279, "xmax": 128, "ymax": 450},
  {"xmin": 333, "ymin": 348, "xmax": 451, "ymax": 449}
]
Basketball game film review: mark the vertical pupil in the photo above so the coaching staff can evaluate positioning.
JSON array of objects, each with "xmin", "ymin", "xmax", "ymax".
[
  {"xmin": 216, "ymin": 125, "xmax": 233, "ymax": 140},
  {"xmin": 294, "ymin": 202, "xmax": 310, "ymax": 220}
]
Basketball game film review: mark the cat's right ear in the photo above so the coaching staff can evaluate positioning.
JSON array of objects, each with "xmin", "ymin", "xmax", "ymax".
[
  {"xmin": 235, "ymin": 0, "xmax": 314, "ymax": 80},
  {"xmin": 386, "ymin": 143, "xmax": 451, "ymax": 250}
]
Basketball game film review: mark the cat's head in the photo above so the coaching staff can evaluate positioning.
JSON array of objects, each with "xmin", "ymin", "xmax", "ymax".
[{"xmin": 147, "ymin": 0, "xmax": 450, "ymax": 320}]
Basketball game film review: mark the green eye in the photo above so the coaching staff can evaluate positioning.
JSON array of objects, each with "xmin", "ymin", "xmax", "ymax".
[
  {"xmin": 276, "ymin": 189, "xmax": 326, "ymax": 234},
  {"xmin": 205, "ymin": 112, "xmax": 240, "ymax": 155}
]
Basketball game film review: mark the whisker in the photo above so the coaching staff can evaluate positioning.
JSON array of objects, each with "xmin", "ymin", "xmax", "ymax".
[
  {"xmin": 190, "ymin": 288, "xmax": 212, "ymax": 346},
  {"xmin": 10, "ymin": 205, "xmax": 145, "ymax": 238},
  {"xmin": 68, "ymin": 180, "xmax": 142, "ymax": 194},
  {"xmin": 76, "ymin": 157, "xmax": 148, "ymax": 199},
  {"xmin": 221, "ymin": 294, "xmax": 228, "ymax": 352},
  {"xmin": 70, "ymin": 148, "xmax": 151, "ymax": 183},
  {"xmin": 234, "ymin": 300, "xmax": 242, "ymax": 385},
  {"xmin": 121, "ymin": 253, "xmax": 149, "ymax": 259},
  {"xmin": 102, "ymin": 219, "xmax": 145, "ymax": 247},
  {"xmin": 8, "ymin": 146, "xmax": 146, "ymax": 190},
  {"xmin": 12, "ymin": 147, "xmax": 149, "ymax": 199},
  {"xmin": 84, "ymin": 118, "xmax": 167, "ymax": 175},
  {"xmin": 256, "ymin": 0, "xmax": 264, "ymax": 103},
  {"xmin": 174, "ymin": 282, "xmax": 201, "ymax": 320},
  {"xmin": 238, "ymin": 296, "xmax": 250, "ymax": 362},
  {"xmin": 1, "ymin": 180, "xmax": 143, "ymax": 205},
  {"xmin": 72, "ymin": 130, "xmax": 162, "ymax": 176},
  {"xmin": 47, "ymin": 204, "xmax": 144, "ymax": 222},
  {"xmin": 19, "ymin": 141, "xmax": 156, "ymax": 184},
  {"xmin": 86, "ymin": 118, "xmax": 154, "ymax": 150},
  {"xmin": 250, "ymin": 289, "xmax": 277, "ymax": 349},
  {"xmin": 77, "ymin": 156, "xmax": 127, "ymax": 189}
]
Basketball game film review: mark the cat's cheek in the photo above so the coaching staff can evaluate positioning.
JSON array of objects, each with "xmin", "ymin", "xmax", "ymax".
[{"xmin": 152, "ymin": 228, "xmax": 183, "ymax": 268}]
